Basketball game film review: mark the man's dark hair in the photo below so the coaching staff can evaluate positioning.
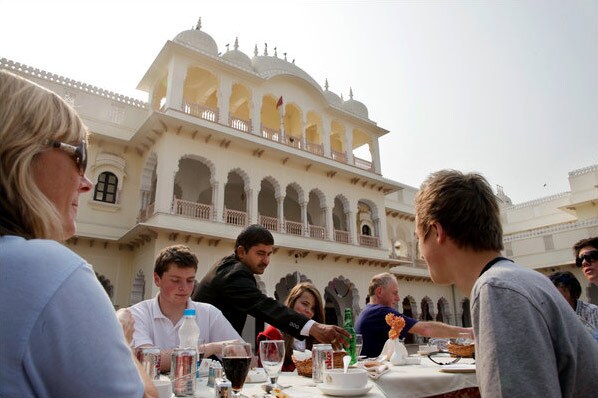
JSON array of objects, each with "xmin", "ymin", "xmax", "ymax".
[
  {"xmin": 154, "ymin": 244, "xmax": 198, "ymax": 277},
  {"xmin": 573, "ymin": 237, "xmax": 598, "ymax": 257},
  {"xmin": 549, "ymin": 271, "xmax": 582, "ymax": 302},
  {"xmin": 234, "ymin": 224, "xmax": 274, "ymax": 257}
]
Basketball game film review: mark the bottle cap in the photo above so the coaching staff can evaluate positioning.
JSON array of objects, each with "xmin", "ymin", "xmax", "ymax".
[{"xmin": 183, "ymin": 308, "xmax": 196, "ymax": 317}]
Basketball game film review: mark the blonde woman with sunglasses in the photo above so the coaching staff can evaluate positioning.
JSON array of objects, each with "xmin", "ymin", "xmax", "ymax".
[{"xmin": 0, "ymin": 70, "xmax": 155, "ymax": 397}]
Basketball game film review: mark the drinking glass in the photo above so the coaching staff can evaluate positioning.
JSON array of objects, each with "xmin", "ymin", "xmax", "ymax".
[
  {"xmin": 222, "ymin": 342, "xmax": 252, "ymax": 397},
  {"xmin": 355, "ymin": 334, "xmax": 364, "ymax": 359},
  {"xmin": 259, "ymin": 340, "xmax": 285, "ymax": 388}
]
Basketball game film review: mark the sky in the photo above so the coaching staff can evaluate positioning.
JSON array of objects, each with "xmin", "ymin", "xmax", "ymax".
[{"xmin": 1, "ymin": 0, "xmax": 597, "ymax": 204}]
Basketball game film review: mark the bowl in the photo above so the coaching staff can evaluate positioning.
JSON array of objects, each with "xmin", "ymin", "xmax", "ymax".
[{"xmin": 323, "ymin": 368, "xmax": 368, "ymax": 389}]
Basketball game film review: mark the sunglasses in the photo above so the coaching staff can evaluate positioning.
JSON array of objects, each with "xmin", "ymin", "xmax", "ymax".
[
  {"xmin": 47, "ymin": 140, "xmax": 87, "ymax": 174},
  {"xmin": 427, "ymin": 353, "xmax": 462, "ymax": 366},
  {"xmin": 576, "ymin": 250, "xmax": 598, "ymax": 267}
]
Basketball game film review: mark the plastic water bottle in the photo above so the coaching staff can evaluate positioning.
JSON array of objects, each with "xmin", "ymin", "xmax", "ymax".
[
  {"xmin": 178, "ymin": 308, "xmax": 201, "ymax": 381},
  {"xmin": 343, "ymin": 308, "xmax": 357, "ymax": 365}
]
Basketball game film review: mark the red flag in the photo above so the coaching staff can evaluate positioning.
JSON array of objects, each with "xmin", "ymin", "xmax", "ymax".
[{"xmin": 276, "ymin": 96, "xmax": 283, "ymax": 109}]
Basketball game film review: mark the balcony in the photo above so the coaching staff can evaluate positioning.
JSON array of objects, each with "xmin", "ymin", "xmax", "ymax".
[
  {"xmin": 183, "ymin": 101, "xmax": 218, "ymax": 122},
  {"xmin": 225, "ymin": 208, "xmax": 247, "ymax": 226},
  {"xmin": 359, "ymin": 234, "xmax": 380, "ymax": 248},
  {"xmin": 229, "ymin": 115, "xmax": 251, "ymax": 133},
  {"xmin": 172, "ymin": 198, "xmax": 212, "ymax": 220}
]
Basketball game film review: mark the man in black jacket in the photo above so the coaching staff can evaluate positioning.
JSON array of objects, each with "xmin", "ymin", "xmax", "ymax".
[{"xmin": 193, "ymin": 224, "xmax": 348, "ymax": 349}]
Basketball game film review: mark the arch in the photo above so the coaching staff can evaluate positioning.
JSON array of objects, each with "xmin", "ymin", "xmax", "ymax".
[
  {"xmin": 274, "ymin": 271, "xmax": 312, "ymax": 303},
  {"xmin": 258, "ymin": 177, "xmax": 279, "ymax": 221},
  {"xmin": 260, "ymin": 94, "xmax": 281, "ymax": 133},
  {"xmin": 129, "ymin": 269, "xmax": 145, "ymax": 305},
  {"xmin": 283, "ymin": 103, "xmax": 303, "ymax": 144},
  {"xmin": 95, "ymin": 272, "xmax": 114, "ymax": 300},
  {"xmin": 420, "ymin": 296, "xmax": 435, "ymax": 321},
  {"xmin": 324, "ymin": 276, "xmax": 361, "ymax": 327},
  {"xmin": 330, "ymin": 120, "xmax": 346, "ymax": 157},
  {"xmin": 352, "ymin": 128, "xmax": 372, "ymax": 164},
  {"xmin": 139, "ymin": 152, "xmax": 157, "ymax": 211},
  {"xmin": 307, "ymin": 188, "xmax": 326, "ymax": 226},
  {"xmin": 224, "ymin": 169, "xmax": 248, "ymax": 216},
  {"xmin": 229, "ymin": 83, "xmax": 251, "ymax": 121},
  {"xmin": 436, "ymin": 297, "xmax": 451, "ymax": 323},
  {"xmin": 305, "ymin": 111, "xmax": 323, "ymax": 146},
  {"xmin": 332, "ymin": 195, "xmax": 350, "ymax": 231},
  {"xmin": 284, "ymin": 183, "xmax": 303, "ymax": 234},
  {"xmin": 183, "ymin": 66, "xmax": 218, "ymax": 108},
  {"xmin": 174, "ymin": 156, "xmax": 214, "ymax": 205},
  {"xmin": 402, "ymin": 295, "xmax": 417, "ymax": 344}
]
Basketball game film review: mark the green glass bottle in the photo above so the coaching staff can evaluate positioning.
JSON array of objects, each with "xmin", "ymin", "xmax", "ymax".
[{"xmin": 343, "ymin": 307, "xmax": 357, "ymax": 365}]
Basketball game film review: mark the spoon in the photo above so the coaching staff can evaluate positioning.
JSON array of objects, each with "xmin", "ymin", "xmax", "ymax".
[{"xmin": 343, "ymin": 355, "xmax": 351, "ymax": 374}]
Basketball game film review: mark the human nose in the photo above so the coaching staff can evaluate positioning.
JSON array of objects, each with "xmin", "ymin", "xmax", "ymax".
[{"xmin": 79, "ymin": 174, "xmax": 93, "ymax": 192}]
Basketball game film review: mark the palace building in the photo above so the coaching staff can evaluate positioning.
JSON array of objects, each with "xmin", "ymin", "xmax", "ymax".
[{"xmin": 3, "ymin": 20, "xmax": 596, "ymax": 344}]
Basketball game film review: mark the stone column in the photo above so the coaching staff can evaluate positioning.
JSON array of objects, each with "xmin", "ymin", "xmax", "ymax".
[
  {"xmin": 277, "ymin": 195, "xmax": 285, "ymax": 232},
  {"xmin": 218, "ymin": 77, "xmax": 232, "ymax": 125},
  {"xmin": 154, "ymin": 144, "xmax": 178, "ymax": 214},
  {"xmin": 345, "ymin": 128, "xmax": 354, "ymax": 165},
  {"xmin": 246, "ymin": 188, "xmax": 256, "ymax": 225},
  {"xmin": 325, "ymin": 206, "xmax": 334, "ymax": 241},
  {"xmin": 370, "ymin": 138, "xmax": 381, "ymax": 174},
  {"xmin": 211, "ymin": 180, "xmax": 222, "ymax": 222},
  {"xmin": 347, "ymin": 210, "xmax": 357, "ymax": 245},
  {"xmin": 301, "ymin": 201, "xmax": 309, "ymax": 236},
  {"xmin": 164, "ymin": 54, "xmax": 188, "ymax": 111},
  {"xmin": 322, "ymin": 115, "xmax": 331, "ymax": 157},
  {"xmin": 251, "ymin": 91, "xmax": 262, "ymax": 136}
]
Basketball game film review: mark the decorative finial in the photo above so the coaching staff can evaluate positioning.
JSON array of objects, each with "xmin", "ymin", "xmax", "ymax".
[
  {"xmin": 274, "ymin": 47, "xmax": 278, "ymax": 57},
  {"xmin": 324, "ymin": 79, "xmax": 329, "ymax": 91},
  {"xmin": 196, "ymin": 17, "xmax": 202, "ymax": 30},
  {"xmin": 254, "ymin": 44, "xmax": 258, "ymax": 56},
  {"xmin": 349, "ymin": 88, "xmax": 354, "ymax": 100},
  {"xmin": 264, "ymin": 43, "xmax": 268, "ymax": 56},
  {"xmin": 225, "ymin": 43, "xmax": 230, "ymax": 52},
  {"xmin": 341, "ymin": 93, "xmax": 344, "ymax": 101},
  {"xmin": 292, "ymin": 59, "xmax": 295, "ymax": 64},
  {"xmin": 234, "ymin": 37, "xmax": 239, "ymax": 51},
  {"xmin": 284, "ymin": 52, "xmax": 287, "ymax": 61}
]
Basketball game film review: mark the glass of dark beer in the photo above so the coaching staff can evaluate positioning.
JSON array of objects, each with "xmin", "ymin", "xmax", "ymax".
[{"xmin": 222, "ymin": 342, "xmax": 252, "ymax": 397}]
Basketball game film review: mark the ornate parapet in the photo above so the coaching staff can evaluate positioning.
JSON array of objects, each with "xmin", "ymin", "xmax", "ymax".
[{"xmin": 0, "ymin": 58, "xmax": 147, "ymax": 109}]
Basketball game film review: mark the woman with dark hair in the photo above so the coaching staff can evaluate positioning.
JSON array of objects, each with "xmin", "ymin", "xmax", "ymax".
[
  {"xmin": 548, "ymin": 271, "xmax": 598, "ymax": 337},
  {"xmin": 257, "ymin": 282, "xmax": 325, "ymax": 371}
]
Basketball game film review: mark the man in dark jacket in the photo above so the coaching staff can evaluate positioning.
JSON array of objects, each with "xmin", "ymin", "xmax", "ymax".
[{"xmin": 193, "ymin": 224, "xmax": 348, "ymax": 349}]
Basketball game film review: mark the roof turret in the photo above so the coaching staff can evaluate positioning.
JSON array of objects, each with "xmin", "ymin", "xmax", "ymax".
[{"xmin": 173, "ymin": 17, "xmax": 219, "ymax": 56}]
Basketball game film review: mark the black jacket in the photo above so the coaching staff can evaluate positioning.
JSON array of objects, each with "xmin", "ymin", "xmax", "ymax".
[{"xmin": 193, "ymin": 254, "xmax": 309, "ymax": 338}]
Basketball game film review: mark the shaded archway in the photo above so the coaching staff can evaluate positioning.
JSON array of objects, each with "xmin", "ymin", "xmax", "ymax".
[
  {"xmin": 324, "ymin": 276, "xmax": 360, "ymax": 327},
  {"xmin": 402, "ymin": 296, "xmax": 417, "ymax": 344},
  {"xmin": 274, "ymin": 271, "xmax": 311, "ymax": 303}
]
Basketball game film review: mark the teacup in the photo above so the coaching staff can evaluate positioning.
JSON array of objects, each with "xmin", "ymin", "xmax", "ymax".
[
  {"xmin": 152, "ymin": 379, "xmax": 172, "ymax": 398},
  {"xmin": 323, "ymin": 368, "xmax": 368, "ymax": 389}
]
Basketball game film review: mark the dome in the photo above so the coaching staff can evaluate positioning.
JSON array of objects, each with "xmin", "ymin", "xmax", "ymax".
[
  {"xmin": 252, "ymin": 55, "xmax": 323, "ymax": 95},
  {"xmin": 221, "ymin": 38, "xmax": 253, "ymax": 70},
  {"xmin": 323, "ymin": 79, "xmax": 342, "ymax": 106},
  {"xmin": 173, "ymin": 18, "xmax": 218, "ymax": 56},
  {"xmin": 342, "ymin": 88, "xmax": 369, "ymax": 119}
]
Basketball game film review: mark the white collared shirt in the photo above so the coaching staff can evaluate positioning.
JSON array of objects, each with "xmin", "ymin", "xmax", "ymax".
[{"xmin": 129, "ymin": 294, "xmax": 243, "ymax": 349}]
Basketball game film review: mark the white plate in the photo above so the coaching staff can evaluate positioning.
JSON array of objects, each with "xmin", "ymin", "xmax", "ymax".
[
  {"xmin": 317, "ymin": 382, "xmax": 373, "ymax": 396},
  {"xmin": 439, "ymin": 364, "xmax": 476, "ymax": 373}
]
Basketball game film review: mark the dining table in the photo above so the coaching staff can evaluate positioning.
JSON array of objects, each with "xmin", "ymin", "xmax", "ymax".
[{"xmin": 167, "ymin": 354, "xmax": 479, "ymax": 398}]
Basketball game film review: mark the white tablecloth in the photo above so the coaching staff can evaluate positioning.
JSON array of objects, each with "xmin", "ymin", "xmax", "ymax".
[
  {"xmin": 373, "ymin": 357, "xmax": 478, "ymax": 398},
  {"xmin": 166, "ymin": 356, "xmax": 477, "ymax": 398}
]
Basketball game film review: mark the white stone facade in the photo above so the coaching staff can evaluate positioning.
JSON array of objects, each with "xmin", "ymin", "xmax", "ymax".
[{"xmin": 3, "ymin": 22, "xmax": 596, "ymax": 344}]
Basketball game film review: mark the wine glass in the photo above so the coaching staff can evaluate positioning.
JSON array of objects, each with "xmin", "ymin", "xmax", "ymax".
[
  {"xmin": 222, "ymin": 342, "xmax": 252, "ymax": 397},
  {"xmin": 259, "ymin": 340, "xmax": 285, "ymax": 389},
  {"xmin": 355, "ymin": 334, "xmax": 364, "ymax": 359}
]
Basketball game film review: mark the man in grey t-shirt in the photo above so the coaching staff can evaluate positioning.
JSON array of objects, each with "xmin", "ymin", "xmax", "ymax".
[{"xmin": 414, "ymin": 170, "xmax": 598, "ymax": 397}]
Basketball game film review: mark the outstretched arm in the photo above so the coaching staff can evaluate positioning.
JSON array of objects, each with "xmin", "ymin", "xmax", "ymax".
[{"xmin": 410, "ymin": 322, "xmax": 473, "ymax": 339}]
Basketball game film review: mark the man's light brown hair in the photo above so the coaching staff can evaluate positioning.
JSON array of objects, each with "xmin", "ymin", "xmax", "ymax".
[
  {"xmin": 415, "ymin": 170, "xmax": 503, "ymax": 252},
  {"xmin": 154, "ymin": 244, "xmax": 198, "ymax": 277}
]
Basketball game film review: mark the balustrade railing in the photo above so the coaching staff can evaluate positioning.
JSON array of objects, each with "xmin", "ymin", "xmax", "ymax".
[
  {"xmin": 261, "ymin": 125, "xmax": 281, "ymax": 143},
  {"xmin": 359, "ymin": 234, "xmax": 380, "ymax": 248},
  {"xmin": 309, "ymin": 225, "xmax": 326, "ymax": 239},
  {"xmin": 138, "ymin": 203, "xmax": 155, "ymax": 222},
  {"xmin": 354, "ymin": 156, "xmax": 373, "ymax": 170},
  {"xmin": 285, "ymin": 220, "xmax": 303, "ymax": 236},
  {"xmin": 172, "ymin": 198, "xmax": 212, "ymax": 220},
  {"xmin": 183, "ymin": 101, "xmax": 218, "ymax": 122},
  {"xmin": 305, "ymin": 142, "xmax": 324, "ymax": 156},
  {"xmin": 334, "ymin": 229, "xmax": 350, "ymax": 244},
  {"xmin": 331, "ymin": 150, "xmax": 347, "ymax": 163},
  {"xmin": 259, "ymin": 215, "xmax": 279, "ymax": 232},
  {"xmin": 224, "ymin": 208, "xmax": 247, "ymax": 226},
  {"xmin": 229, "ymin": 115, "xmax": 251, "ymax": 133},
  {"xmin": 284, "ymin": 135, "xmax": 303, "ymax": 149}
]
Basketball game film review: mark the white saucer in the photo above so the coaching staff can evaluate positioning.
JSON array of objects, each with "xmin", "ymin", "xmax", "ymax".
[
  {"xmin": 245, "ymin": 368, "xmax": 268, "ymax": 383},
  {"xmin": 439, "ymin": 364, "xmax": 476, "ymax": 373},
  {"xmin": 317, "ymin": 382, "xmax": 373, "ymax": 396}
]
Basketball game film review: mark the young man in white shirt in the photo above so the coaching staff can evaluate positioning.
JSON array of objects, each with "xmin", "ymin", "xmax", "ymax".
[{"xmin": 128, "ymin": 244, "xmax": 242, "ymax": 372}]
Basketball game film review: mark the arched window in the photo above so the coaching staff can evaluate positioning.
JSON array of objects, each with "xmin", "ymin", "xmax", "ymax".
[
  {"xmin": 94, "ymin": 172, "xmax": 118, "ymax": 203},
  {"xmin": 362, "ymin": 224, "xmax": 371, "ymax": 236}
]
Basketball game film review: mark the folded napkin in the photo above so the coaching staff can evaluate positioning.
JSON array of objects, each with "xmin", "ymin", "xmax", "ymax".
[
  {"xmin": 360, "ymin": 361, "xmax": 390, "ymax": 380},
  {"xmin": 292, "ymin": 349, "xmax": 311, "ymax": 361}
]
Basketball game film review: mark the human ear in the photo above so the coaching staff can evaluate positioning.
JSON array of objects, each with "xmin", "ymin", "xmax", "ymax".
[{"xmin": 431, "ymin": 222, "xmax": 447, "ymax": 243}]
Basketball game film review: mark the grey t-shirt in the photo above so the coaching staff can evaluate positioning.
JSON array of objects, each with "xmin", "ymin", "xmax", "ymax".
[{"xmin": 471, "ymin": 260, "xmax": 598, "ymax": 397}]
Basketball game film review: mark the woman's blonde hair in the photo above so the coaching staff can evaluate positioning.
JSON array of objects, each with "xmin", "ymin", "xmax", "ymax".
[{"xmin": 0, "ymin": 70, "xmax": 88, "ymax": 240}]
